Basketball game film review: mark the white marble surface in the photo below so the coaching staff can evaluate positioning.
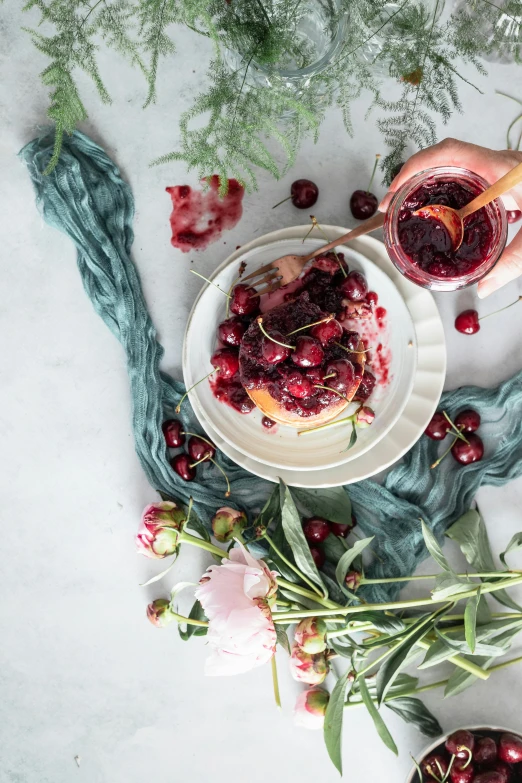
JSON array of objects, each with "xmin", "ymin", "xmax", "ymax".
[{"xmin": 2, "ymin": 7, "xmax": 522, "ymax": 783}]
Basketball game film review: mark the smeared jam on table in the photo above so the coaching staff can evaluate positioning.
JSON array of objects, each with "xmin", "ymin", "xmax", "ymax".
[
  {"xmin": 398, "ymin": 179, "xmax": 495, "ymax": 277},
  {"xmin": 166, "ymin": 176, "xmax": 244, "ymax": 252}
]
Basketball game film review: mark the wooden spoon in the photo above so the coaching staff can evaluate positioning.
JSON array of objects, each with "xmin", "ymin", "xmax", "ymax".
[{"xmin": 413, "ymin": 161, "xmax": 522, "ymax": 251}]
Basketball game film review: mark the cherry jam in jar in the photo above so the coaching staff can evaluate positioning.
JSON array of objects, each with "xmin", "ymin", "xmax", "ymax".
[{"xmin": 384, "ymin": 167, "xmax": 507, "ymax": 291}]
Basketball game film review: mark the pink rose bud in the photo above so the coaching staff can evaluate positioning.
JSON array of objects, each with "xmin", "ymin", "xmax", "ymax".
[
  {"xmin": 289, "ymin": 643, "xmax": 328, "ymax": 685},
  {"xmin": 136, "ymin": 501, "xmax": 185, "ymax": 559},
  {"xmin": 211, "ymin": 506, "xmax": 248, "ymax": 543},
  {"xmin": 294, "ymin": 617, "xmax": 327, "ymax": 654},
  {"xmin": 147, "ymin": 598, "xmax": 176, "ymax": 628},
  {"xmin": 356, "ymin": 406, "xmax": 375, "ymax": 428},
  {"xmin": 345, "ymin": 570, "xmax": 362, "ymax": 591},
  {"xmin": 294, "ymin": 687, "xmax": 330, "ymax": 730}
]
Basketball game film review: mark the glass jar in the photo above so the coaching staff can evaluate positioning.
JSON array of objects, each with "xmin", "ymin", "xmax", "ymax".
[
  {"xmin": 383, "ymin": 167, "xmax": 508, "ymax": 292},
  {"xmin": 452, "ymin": 0, "xmax": 522, "ymax": 64}
]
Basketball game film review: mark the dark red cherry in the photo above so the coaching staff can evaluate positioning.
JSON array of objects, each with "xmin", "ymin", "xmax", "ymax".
[
  {"xmin": 355, "ymin": 369, "xmax": 376, "ymax": 402},
  {"xmin": 341, "ymin": 330, "xmax": 361, "ymax": 352},
  {"xmin": 218, "ymin": 317, "xmax": 246, "ymax": 347},
  {"xmin": 451, "ymin": 433, "xmax": 484, "ymax": 465},
  {"xmin": 425, "ymin": 412, "xmax": 451, "ymax": 440},
  {"xmin": 211, "ymin": 348, "xmax": 239, "ymax": 379},
  {"xmin": 350, "ymin": 190, "xmax": 378, "ymax": 220},
  {"xmin": 489, "ymin": 762, "xmax": 511, "ymax": 783},
  {"xmin": 473, "ymin": 772, "xmax": 505, "ymax": 783},
  {"xmin": 261, "ymin": 332, "xmax": 291, "ymax": 364},
  {"xmin": 450, "ymin": 759, "xmax": 475, "ymax": 783},
  {"xmin": 262, "ymin": 416, "xmax": 276, "ymax": 429},
  {"xmin": 454, "ymin": 409, "xmax": 481, "ymax": 433},
  {"xmin": 499, "ymin": 732, "xmax": 522, "ymax": 764},
  {"xmin": 291, "ymin": 179, "xmax": 319, "ymax": 209},
  {"xmin": 421, "ymin": 754, "xmax": 449, "ymax": 780},
  {"xmin": 291, "ymin": 336, "xmax": 324, "ymax": 368},
  {"xmin": 162, "ymin": 419, "xmax": 185, "ymax": 448},
  {"xmin": 324, "ymin": 359, "xmax": 355, "ymax": 394},
  {"xmin": 340, "ymin": 271, "xmax": 369, "ymax": 302},
  {"xmin": 230, "ymin": 284, "xmax": 260, "ymax": 316},
  {"xmin": 507, "ymin": 209, "xmax": 522, "ymax": 223},
  {"xmin": 285, "ymin": 372, "xmax": 315, "ymax": 399},
  {"xmin": 474, "ymin": 736, "xmax": 498, "ymax": 764},
  {"xmin": 309, "ymin": 546, "xmax": 325, "ymax": 569},
  {"xmin": 310, "ymin": 317, "xmax": 343, "ymax": 345},
  {"xmin": 455, "ymin": 309, "xmax": 480, "ymax": 335},
  {"xmin": 303, "ymin": 517, "xmax": 331, "ymax": 543},
  {"xmin": 171, "ymin": 453, "xmax": 196, "ymax": 481},
  {"xmin": 446, "ymin": 730, "xmax": 475, "ymax": 759},
  {"xmin": 311, "ymin": 255, "xmax": 341, "ymax": 275},
  {"xmin": 187, "ymin": 435, "xmax": 215, "ymax": 463},
  {"xmin": 331, "ymin": 512, "xmax": 357, "ymax": 538}
]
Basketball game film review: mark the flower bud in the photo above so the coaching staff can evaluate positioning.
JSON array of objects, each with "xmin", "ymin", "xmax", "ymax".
[
  {"xmin": 212, "ymin": 506, "xmax": 248, "ymax": 542},
  {"xmin": 294, "ymin": 687, "xmax": 330, "ymax": 730},
  {"xmin": 294, "ymin": 617, "xmax": 327, "ymax": 654},
  {"xmin": 136, "ymin": 501, "xmax": 185, "ymax": 558},
  {"xmin": 356, "ymin": 405, "xmax": 375, "ymax": 428},
  {"xmin": 289, "ymin": 643, "xmax": 328, "ymax": 685},
  {"xmin": 147, "ymin": 598, "xmax": 176, "ymax": 628},
  {"xmin": 345, "ymin": 570, "xmax": 362, "ymax": 591}
]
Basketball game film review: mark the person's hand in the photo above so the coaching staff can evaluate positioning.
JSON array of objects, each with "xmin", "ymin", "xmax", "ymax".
[{"xmin": 379, "ymin": 138, "xmax": 522, "ymax": 298}]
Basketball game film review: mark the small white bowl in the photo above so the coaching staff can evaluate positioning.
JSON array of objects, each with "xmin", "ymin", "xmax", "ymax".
[{"xmin": 183, "ymin": 237, "xmax": 417, "ymax": 472}]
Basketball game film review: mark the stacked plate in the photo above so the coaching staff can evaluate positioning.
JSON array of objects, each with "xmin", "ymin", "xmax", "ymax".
[{"xmin": 182, "ymin": 225, "xmax": 446, "ymax": 487}]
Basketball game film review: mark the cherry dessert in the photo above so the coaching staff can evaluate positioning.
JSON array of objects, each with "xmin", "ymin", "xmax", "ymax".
[
  {"xmin": 211, "ymin": 348, "xmax": 240, "ymax": 379},
  {"xmin": 162, "ymin": 419, "xmax": 185, "ymax": 448},
  {"xmin": 455, "ymin": 309, "xmax": 480, "ymax": 335}
]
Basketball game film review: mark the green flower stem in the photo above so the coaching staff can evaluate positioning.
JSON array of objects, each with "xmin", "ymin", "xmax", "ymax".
[
  {"xmin": 297, "ymin": 410, "xmax": 356, "ymax": 436},
  {"xmin": 179, "ymin": 531, "xmax": 226, "ymax": 559},
  {"xmin": 271, "ymin": 655, "xmax": 281, "ymax": 709},
  {"xmin": 264, "ymin": 533, "xmax": 324, "ymax": 598},
  {"xmin": 275, "ymin": 577, "xmax": 339, "ymax": 609},
  {"xmin": 415, "ymin": 639, "xmax": 490, "ymax": 680},
  {"xmin": 171, "ymin": 611, "xmax": 208, "ymax": 627},
  {"xmin": 361, "ymin": 571, "xmax": 521, "ymax": 584},
  {"xmin": 344, "ymin": 678, "xmax": 448, "ymax": 709},
  {"xmin": 488, "ymin": 653, "xmax": 522, "ymax": 672}
]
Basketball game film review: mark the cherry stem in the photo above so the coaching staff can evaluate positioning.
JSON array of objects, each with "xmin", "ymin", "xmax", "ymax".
[
  {"xmin": 366, "ymin": 153, "xmax": 381, "ymax": 195},
  {"xmin": 431, "ymin": 435, "xmax": 459, "ymax": 469},
  {"xmin": 459, "ymin": 748, "xmax": 473, "ymax": 770},
  {"xmin": 210, "ymin": 457, "xmax": 231, "ymax": 497},
  {"xmin": 176, "ymin": 368, "xmax": 217, "ymax": 414},
  {"xmin": 271, "ymin": 195, "xmax": 291, "ymax": 209},
  {"xmin": 480, "ymin": 295, "xmax": 522, "ymax": 321},
  {"xmin": 271, "ymin": 655, "xmax": 281, "ymax": 709},
  {"xmin": 313, "ymin": 383, "xmax": 349, "ymax": 402},
  {"xmin": 181, "ymin": 432, "xmax": 215, "ymax": 449},
  {"xmin": 286, "ymin": 314, "xmax": 334, "ymax": 336},
  {"xmin": 323, "ymin": 373, "xmax": 336, "ymax": 380},
  {"xmin": 256, "ymin": 317, "xmax": 295, "ymax": 349},
  {"xmin": 190, "ymin": 269, "xmax": 231, "ymax": 298},
  {"xmin": 308, "ymin": 216, "xmax": 347, "ymax": 277},
  {"xmin": 334, "ymin": 341, "xmax": 372, "ymax": 354},
  {"xmin": 189, "ymin": 452, "xmax": 213, "ymax": 469},
  {"xmin": 442, "ymin": 410, "xmax": 469, "ymax": 444}
]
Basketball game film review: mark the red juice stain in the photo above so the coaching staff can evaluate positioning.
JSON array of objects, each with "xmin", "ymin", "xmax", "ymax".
[
  {"xmin": 367, "ymin": 291, "xmax": 378, "ymax": 307},
  {"xmin": 210, "ymin": 374, "xmax": 255, "ymax": 415},
  {"xmin": 262, "ymin": 416, "xmax": 278, "ymax": 433},
  {"xmin": 166, "ymin": 176, "xmax": 244, "ymax": 253}
]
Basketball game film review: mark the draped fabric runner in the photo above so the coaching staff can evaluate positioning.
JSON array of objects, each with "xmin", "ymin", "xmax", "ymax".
[{"xmin": 20, "ymin": 128, "xmax": 522, "ymax": 601}]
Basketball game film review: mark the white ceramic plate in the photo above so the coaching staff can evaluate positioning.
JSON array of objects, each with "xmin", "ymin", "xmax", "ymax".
[
  {"xmin": 182, "ymin": 226, "xmax": 446, "ymax": 487},
  {"xmin": 183, "ymin": 238, "xmax": 417, "ymax": 470}
]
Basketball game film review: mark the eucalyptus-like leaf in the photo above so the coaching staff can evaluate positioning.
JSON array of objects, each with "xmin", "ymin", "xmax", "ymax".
[
  {"xmin": 500, "ymin": 532, "xmax": 522, "ymax": 567},
  {"xmin": 421, "ymin": 520, "xmax": 451, "ymax": 572},
  {"xmin": 351, "ymin": 611, "xmax": 406, "ymax": 634},
  {"xmin": 476, "ymin": 594, "xmax": 493, "ymax": 625},
  {"xmin": 432, "ymin": 628, "xmax": 509, "ymax": 658},
  {"xmin": 291, "ymin": 486, "xmax": 352, "ymax": 527},
  {"xmin": 357, "ymin": 673, "xmax": 419, "ymax": 698},
  {"xmin": 464, "ymin": 588, "xmax": 481, "ymax": 653},
  {"xmin": 444, "ymin": 655, "xmax": 493, "ymax": 698},
  {"xmin": 358, "ymin": 675, "xmax": 398, "ymax": 755},
  {"xmin": 279, "ymin": 481, "xmax": 327, "ymax": 596},
  {"xmin": 323, "ymin": 670, "xmax": 353, "ymax": 774},
  {"xmin": 335, "ymin": 537, "xmax": 374, "ymax": 596},
  {"xmin": 431, "ymin": 572, "xmax": 475, "ymax": 601},
  {"xmin": 275, "ymin": 625, "xmax": 291, "ymax": 654},
  {"xmin": 418, "ymin": 638, "xmax": 456, "ymax": 669},
  {"xmin": 385, "ymin": 697, "xmax": 442, "ymax": 738},
  {"xmin": 329, "ymin": 637, "xmax": 358, "ymax": 658},
  {"xmin": 178, "ymin": 600, "xmax": 207, "ymax": 641}
]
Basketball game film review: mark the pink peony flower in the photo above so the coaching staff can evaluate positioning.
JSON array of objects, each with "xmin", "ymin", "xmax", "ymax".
[
  {"xmin": 355, "ymin": 405, "xmax": 375, "ymax": 428},
  {"xmin": 294, "ymin": 687, "xmax": 330, "ymax": 730},
  {"xmin": 294, "ymin": 617, "xmax": 327, "ymax": 654},
  {"xmin": 195, "ymin": 543, "xmax": 278, "ymax": 676},
  {"xmin": 211, "ymin": 507, "xmax": 248, "ymax": 543},
  {"xmin": 289, "ymin": 642, "xmax": 328, "ymax": 685},
  {"xmin": 147, "ymin": 598, "xmax": 176, "ymax": 628},
  {"xmin": 136, "ymin": 501, "xmax": 185, "ymax": 559}
]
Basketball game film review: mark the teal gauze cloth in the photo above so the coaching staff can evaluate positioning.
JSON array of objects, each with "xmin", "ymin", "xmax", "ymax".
[{"xmin": 19, "ymin": 128, "xmax": 522, "ymax": 602}]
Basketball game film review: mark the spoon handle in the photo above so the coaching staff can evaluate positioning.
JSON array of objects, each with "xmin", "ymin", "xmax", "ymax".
[
  {"xmin": 459, "ymin": 161, "xmax": 522, "ymax": 220},
  {"xmin": 304, "ymin": 212, "xmax": 385, "ymax": 261}
]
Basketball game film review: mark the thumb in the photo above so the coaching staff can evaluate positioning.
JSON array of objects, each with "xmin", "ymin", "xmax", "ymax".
[{"xmin": 478, "ymin": 229, "xmax": 522, "ymax": 298}]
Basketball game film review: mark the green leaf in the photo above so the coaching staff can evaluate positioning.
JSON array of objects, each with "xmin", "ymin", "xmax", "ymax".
[
  {"xmin": 321, "ymin": 571, "xmax": 349, "ymax": 606},
  {"xmin": 421, "ymin": 520, "xmax": 451, "ymax": 571},
  {"xmin": 500, "ymin": 532, "xmax": 522, "ymax": 567},
  {"xmin": 322, "ymin": 533, "xmax": 349, "ymax": 565},
  {"xmin": 385, "ymin": 697, "xmax": 442, "ymax": 738},
  {"xmin": 335, "ymin": 537, "xmax": 374, "ymax": 596},
  {"xmin": 279, "ymin": 482, "xmax": 326, "ymax": 596},
  {"xmin": 351, "ymin": 611, "xmax": 406, "ymax": 635},
  {"xmin": 343, "ymin": 422, "xmax": 357, "ymax": 452},
  {"xmin": 464, "ymin": 588, "xmax": 481, "ymax": 653},
  {"xmin": 291, "ymin": 486, "xmax": 352, "ymax": 527},
  {"xmin": 432, "ymin": 628, "xmax": 509, "ymax": 658},
  {"xmin": 444, "ymin": 655, "xmax": 493, "ymax": 698},
  {"xmin": 418, "ymin": 637, "xmax": 456, "ymax": 669},
  {"xmin": 476, "ymin": 594, "xmax": 493, "ymax": 625},
  {"xmin": 358, "ymin": 675, "xmax": 398, "ymax": 755},
  {"xmin": 329, "ymin": 637, "xmax": 358, "ymax": 659},
  {"xmin": 323, "ymin": 670, "xmax": 353, "ymax": 774},
  {"xmin": 178, "ymin": 600, "xmax": 207, "ymax": 641},
  {"xmin": 255, "ymin": 485, "xmax": 281, "ymax": 529},
  {"xmin": 275, "ymin": 625, "xmax": 291, "ymax": 654},
  {"xmin": 431, "ymin": 572, "xmax": 475, "ymax": 601}
]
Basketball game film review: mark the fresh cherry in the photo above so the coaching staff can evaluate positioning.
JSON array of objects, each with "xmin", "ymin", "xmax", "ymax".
[
  {"xmin": 425, "ymin": 412, "xmax": 451, "ymax": 440},
  {"xmin": 284, "ymin": 372, "xmax": 315, "ymax": 399},
  {"xmin": 291, "ymin": 336, "xmax": 324, "ymax": 368},
  {"xmin": 499, "ymin": 732, "xmax": 522, "ymax": 764},
  {"xmin": 290, "ymin": 179, "xmax": 319, "ymax": 209},
  {"xmin": 262, "ymin": 332, "xmax": 291, "ymax": 364},
  {"xmin": 171, "ymin": 453, "xmax": 196, "ymax": 482},
  {"xmin": 455, "ymin": 309, "xmax": 480, "ymax": 335},
  {"xmin": 188, "ymin": 435, "xmax": 215, "ymax": 463},
  {"xmin": 446, "ymin": 730, "xmax": 476, "ymax": 759},
  {"xmin": 218, "ymin": 317, "xmax": 246, "ymax": 347},
  {"xmin": 451, "ymin": 432, "xmax": 484, "ymax": 465},
  {"xmin": 162, "ymin": 419, "xmax": 185, "ymax": 448},
  {"xmin": 473, "ymin": 772, "xmax": 506, "ymax": 783},
  {"xmin": 489, "ymin": 762, "xmax": 511, "ymax": 783},
  {"xmin": 310, "ymin": 317, "xmax": 343, "ymax": 345},
  {"xmin": 350, "ymin": 190, "xmax": 378, "ymax": 220},
  {"xmin": 303, "ymin": 517, "xmax": 331, "ymax": 543},
  {"xmin": 507, "ymin": 209, "xmax": 522, "ymax": 224},
  {"xmin": 211, "ymin": 348, "xmax": 239, "ymax": 379},
  {"xmin": 340, "ymin": 270, "xmax": 369, "ymax": 302},
  {"xmin": 309, "ymin": 546, "xmax": 325, "ymax": 569},
  {"xmin": 450, "ymin": 759, "xmax": 475, "ymax": 783},
  {"xmin": 230, "ymin": 284, "xmax": 260, "ymax": 316},
  {"xmin": 454, "ymin": 409, "xmax": 481, "ymax": 433},
  {"xmin": 474, "ymin": 736, "xmax": 498, "ymax": 764},
  {"xmin": 324, "ymin": 359, "xmax": 355, "ymax": 394},
  {"xmin": 421, "ymin": 754, "xmax": 449, "ymax": 780}
]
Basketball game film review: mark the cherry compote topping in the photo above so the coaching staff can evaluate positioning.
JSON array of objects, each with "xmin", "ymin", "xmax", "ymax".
[
  {"xmin": 211, "ymin": 348, "xmax": 239, "ymax": 379},
  {"xmin": 291, "ymin": 335, "xmax": 324, "ymax": 368},
  {"xmin": 261, "ymin": 416, "xmax": 276, "ymax": 429},
  {"xmin": 310, "ymin": 317, "xmax": 343, "ymax": 345},
  {"xmin": 398, "ymin": 180, "xmax": 496, "ymax": 278},
  {"xmin": 341, "ymin": 270, "xmax": 369, "ymax": 302},
  {"xmin": 425, "ymin": 412, "xmax": 451, "ymax": 440},
  {"xmin": 324, "ymin": 359, "xmax": 355, "ymax": 394},
  {"xmin": 218, "ymin": 317, "xmax": 247, "ymax": 347},
  {"xmin": 262, "ymin": 332, "xmax": 292, "ymax": 364},
  {"xmin": 455, "ymin": 309, "xmax": 480, "ymax": 335},
  {"xmin": 354, "ymin": 369, "xmax": 376, "ymax": 402},
  {"xmin": 162, "ymin": 419, "xmax": 185, "ymax": 448},
  {"xmin": 230, "ymin": 283, "xmax": 260, "ymax": 316}
]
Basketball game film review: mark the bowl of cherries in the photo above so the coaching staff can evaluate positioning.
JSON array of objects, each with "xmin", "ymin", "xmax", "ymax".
[{"xmin": 407, "ymin": 727, "xmax": 522, "ymax": 783}]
